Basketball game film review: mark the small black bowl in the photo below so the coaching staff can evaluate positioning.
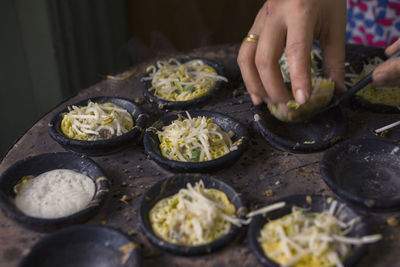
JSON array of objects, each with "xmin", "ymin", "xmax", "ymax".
[
  {"xmin": 19, "ymin": 225, "xmax": 141, "ymax": 267},
  {"xmin": 346, "ymin": 50, "xmax": 400, "ymax": 114},
  {"xmin": 253, "ymin": 103, "xmax": 348, "ymax": 153},
  {"xmin": 248, "ymin": 195, "xmax": 368, "ymax": 267},
  {"xmin": 139, "ymin": 173, "xmax": 245, "ymax": 256},
  {"xmin": 0, "ymin": 152, "xmax": 109, "ymax": 231},
  {"xmin": 48, "ymin": 96, "xmax": 148, "ymax": 156},
  {"xmin": 320, "ymin": 138, "xmax": 400, "ymax": 211},
  {"xmin": 141, "ymin": 58, "xmax": 226, "ymax": 110},
  {"xmin": 143, "ymin": 110, "xmax": 248, "ymax": 173}
]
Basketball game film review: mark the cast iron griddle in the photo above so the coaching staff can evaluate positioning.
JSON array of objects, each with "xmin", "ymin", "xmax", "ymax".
[{"xmin": 0, "ymin": 43, "xmax": 399, "ymax": 267}]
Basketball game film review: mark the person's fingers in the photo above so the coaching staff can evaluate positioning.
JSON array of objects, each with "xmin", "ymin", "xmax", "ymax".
[
  {"xmin": 278, "ymin": 103, "xmax": 289, "ymax": 113},
  {"xmin": 250, "ymin": 94, "xmax": 263, "ymax": 105},
  {"xmin": 319, "ymin": 0, "xmax": 346, "ymax": 95},
  {"xmin": 237, "ymin": 2, "xmax": 269, "ymax": 105},
  {"xmin": 285, "ymin": 8, "xmax": 316, "ymax": 105},
  {"xmin": 385, "ymin": 38, "xmax": 400, "ymax": 57},
  {"xmin": 238, "ymin": 41, "xmax": 268, "ymax": 105},
  {"xmin": 240, "ymin": 0, "xmax": 348, "ymax": 106},
  {"xmin": 374, "ymin": 37, "xmax": 400, "ymax": 86},
  {"xmin": 254, "ymin": 14, "xmax": 289, "ymax": 103},
  {"xmin": 373, "ymin": 57, "xmax": 400, "ymax": 86}
]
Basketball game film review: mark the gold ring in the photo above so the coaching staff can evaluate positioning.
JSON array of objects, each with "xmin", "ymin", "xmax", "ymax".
[{"xmin": 243, "ymin": 34, "xmax": 259, "ymax": 43}]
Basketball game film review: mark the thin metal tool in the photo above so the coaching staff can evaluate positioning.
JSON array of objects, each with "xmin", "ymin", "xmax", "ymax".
[
  {"xmin": 307, "ymin": 49, "xmax": 400, "ymax": 121},
  {"xmin": 374, "ymin": 120, "xmax": 400, "ymax": 134}
]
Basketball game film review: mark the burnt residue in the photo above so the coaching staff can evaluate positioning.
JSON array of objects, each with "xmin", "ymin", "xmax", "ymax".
[{"xmin": 119, "ymin": 242, "xmax": 139, "ymax": 265}]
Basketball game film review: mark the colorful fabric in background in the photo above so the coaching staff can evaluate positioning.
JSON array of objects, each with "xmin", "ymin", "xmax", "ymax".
[{"xmin": 346, "ymin": 0, "xmax": 400, "ymax": 47}]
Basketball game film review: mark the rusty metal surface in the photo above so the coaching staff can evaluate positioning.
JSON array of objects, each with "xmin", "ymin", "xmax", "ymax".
[{"xmin": 0, "ymin": 44, "xmax": 399, "ymax": 267}]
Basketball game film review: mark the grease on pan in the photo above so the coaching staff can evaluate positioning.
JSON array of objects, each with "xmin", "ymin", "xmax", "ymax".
[
  {"xmin": 19, "ymin": 225, "xmax": 140, "ymax": 267},
  {"xmin": 143, "ymin": 110, "xmax": 248, "ymax": 173},
  {"xmin": 49, "ymin": 96, "xmax": 148, "ymax": 156},
  {"xmin": 139, "ymin": 173, "xmax": 245, "ymax": 255},
  {"xmin": 253, "ymin": 103, "xmax": 347, "ymax": 153},
  {"xmin": 320, "ymin": 138, "xmax": 400, "ymax": 211}
]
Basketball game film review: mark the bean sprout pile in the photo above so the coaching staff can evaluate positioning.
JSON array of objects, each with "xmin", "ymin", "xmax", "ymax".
[
  {"xmin": 149, "ymin": 180, "xmax": 236, "ymax": 246},
  {"xmin": 259, "ymin": 200, "xmax": 382, "ymax": 267},
  {"xmin": 142, "ymin": 58, "xmax": 227, "ymax": 101},
  {"xmin": 149, "ymin": 180, "xmax": 287, "ymax": 246},
  {"xmin": 61, "ymin": 101, "xmax": 134, "ymax": 141},
  {"xmin": 157, "ymin": 113, "xmax": 237, "ymax": 162}
]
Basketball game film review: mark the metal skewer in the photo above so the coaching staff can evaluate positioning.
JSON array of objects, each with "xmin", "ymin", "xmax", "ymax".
[{"xmin": 374, "ymin": 120, "xmax": 400, "ymax": 134}]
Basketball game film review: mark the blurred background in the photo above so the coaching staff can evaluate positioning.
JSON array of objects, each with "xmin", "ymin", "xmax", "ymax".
[{"xmin": 0, "ymin": 0, "xmax": 264, "ymax": 157}]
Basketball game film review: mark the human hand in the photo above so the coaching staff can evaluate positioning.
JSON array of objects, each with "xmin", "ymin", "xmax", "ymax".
[
  {"xmin": 373, "ymin": 38, "xmax": 400, "ymax": 87},
  {"xmin": 237, "ymin": 0, "xmax": 346, "ymax": 106}
]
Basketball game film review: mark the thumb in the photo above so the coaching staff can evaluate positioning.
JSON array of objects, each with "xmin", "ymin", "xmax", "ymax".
[
  {"xmin": 373, "ymin": 57, "xmax": 400, "ymax": 86},
  {"xmin": 385, "ymin": 38, "xmax": 400, "ymax": 57}
]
